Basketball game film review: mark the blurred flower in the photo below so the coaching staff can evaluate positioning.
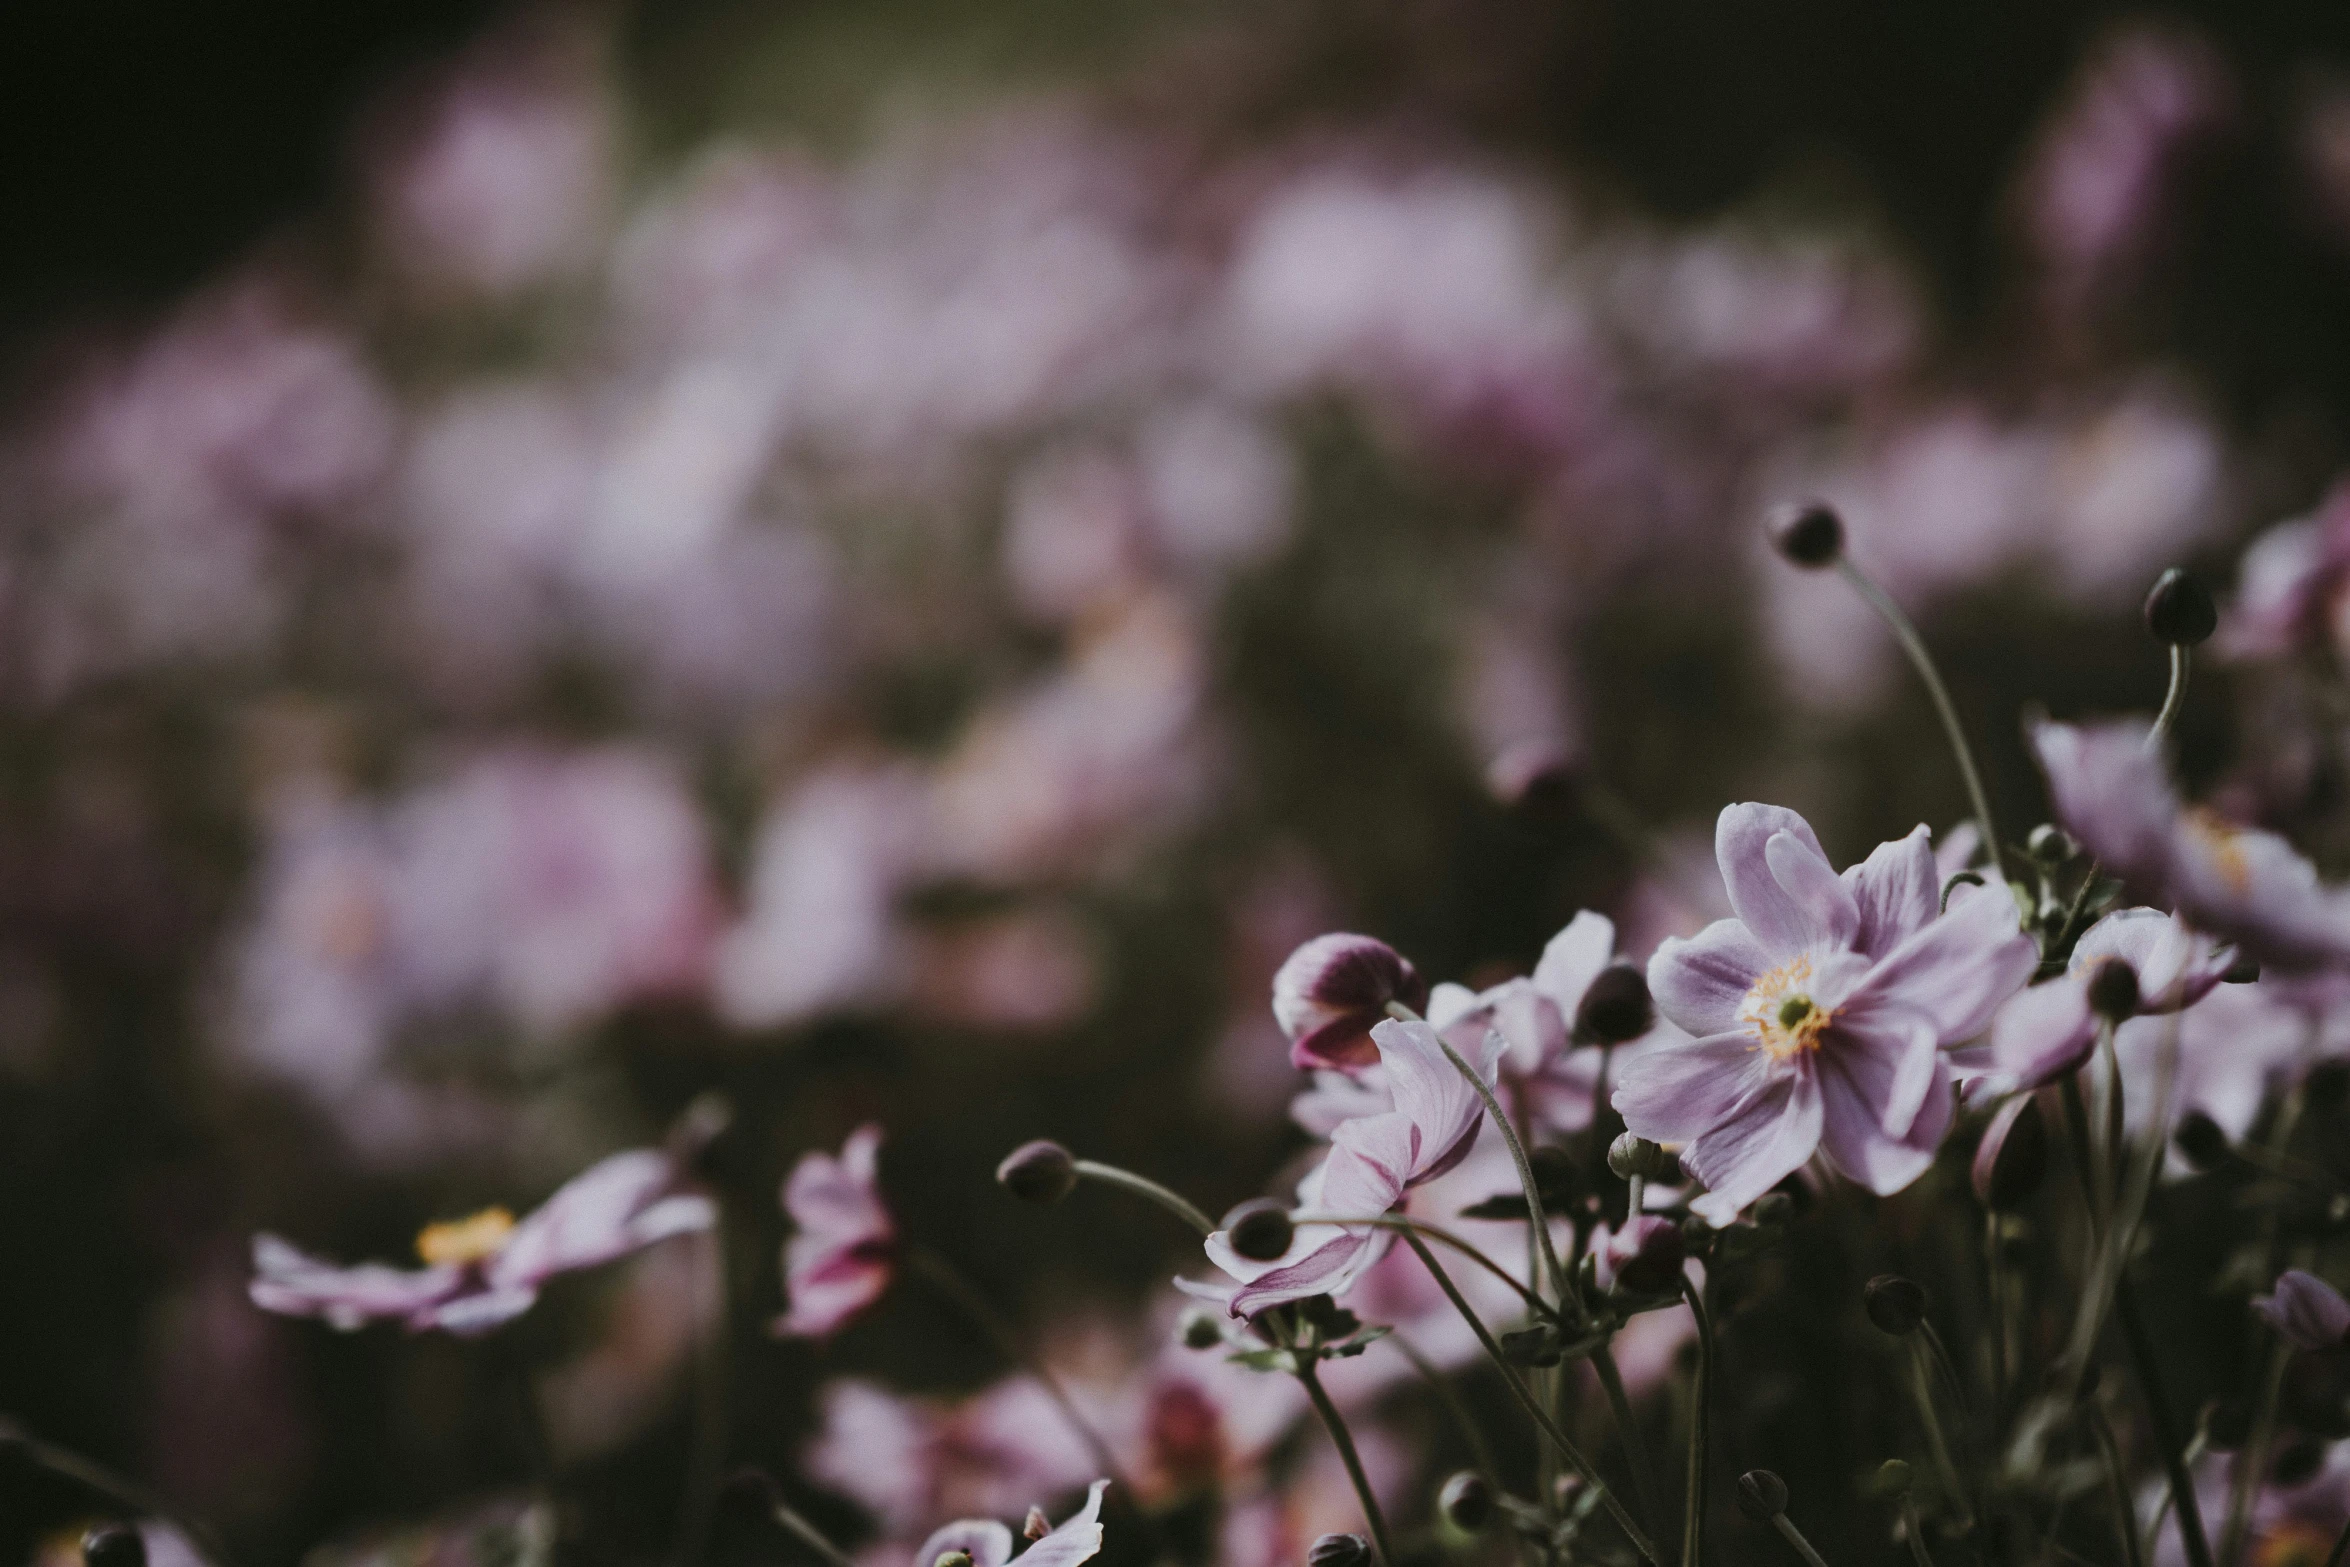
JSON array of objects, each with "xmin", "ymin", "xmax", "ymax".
[
  {"xmin": 2219, "ymin": 482, "xmax": 2350, "ymax": 662},
  {"xmin": 910, "ymin": 1480, "xmax": 1110, "ymax": 1567},
  {"xmin": 2256, "ymin": 1270, "xmax": 2350, "ymax": 1351},
  {"xmin": 804, "ymin": 1377, "xmax": 1100, "ymax": 1538},
  {"xmin": 1621, "ymin": 808, "xmax": 2035, "ymax": 1222},
  {"xmin": 1272, "ymin": 934, "xmax": 1428, "ymax": 1072},
  {"xmin": 775, "ymin": 1125, "xmax": 896, "ymax": 1339},
  {"xmin": 250, "ymin": 1148, "xmax": 715, "ymax": 1333}
]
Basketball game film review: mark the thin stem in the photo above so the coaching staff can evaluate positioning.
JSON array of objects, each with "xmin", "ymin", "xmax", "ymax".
[
  {"xmin": 2060, "ymin": 1074, "xmax": 2110, "ymax": 1240},
  {"xmin": 1290, "ymin": 1211, "xmax": 1550, "ymax": 1315},
  {"xmin": 1835, "ymin": 557, "xmax": 2007, "ymax": 885},
  {"xmin": 2090, "ymin": 1403, "xmax": 2148, "ymax": 1567},
  {"xmin": 2149, "ymin": 645, "xmax": 2191, "ymax": 751},
  {"xmin": 1681, "ymin": 1280, "xmax": 1714, "ymax": 1567},
  {"xmin": 903, "ymin": 1247, "xmax": 1134, "ymax": 1496},
  {"xmin": 1918, "ymin": 1321, "xmax": 1972, "ymax": 1425},
  {"xmin": 671, "ymin": 1227, "xmax": 730, "ymax": 1567},
  {"xmin": 2219, "ymin": 1339, "xmax": 2292, "ymax": 1567},
  {"xmin": 1298, "ymin": 1358, "xmax": 1397, "ymax": 1567},
  {"xmin": 1899, "ymin": 1498, "xmax": 1935, "ymax": 1567},
  {"xmin": 2118, "ymin": 1286, "xmax": 2217, "ymax": 1567},
  {"xmin": 1399, "ymin": 1231, "xmax": 1666, "ymax": 1566},
  {"xmin": 2098, "ymin": 1021, "xmax": 2128, "ymax": 1197},
  {"xmin": 1906, "ymin": 1339, "xmax": 1975, "ymax": 1534},
  {"xmin": 1390, "ymin": 1329, "xmax": 1502, "ymax": 1483},
  {"xmin": 2142, "ymin": 1430, "xmax": 2208, "ymax": 1564},
  {"xmin": 1595, "ymin": 1345, "xmax": 1664, "ymax": 1542},
  {"xmin": 1985, "ymin": 1212, "xmax": 2011, "ymax": 1422},
  {"xmin": 1410, "ymin": 1016, "xmax": 1575, "ymax": 1318},
  {"xmin": 1770, "ymin": 1513, "xmax": 1835, "ymax": 1567},
  {"xmin": 1070, "ymin": 1159, "xmax": 1215, "ymax": 1236},
  {"xmin": 748, "ymin": 1480, "xmax": 858, "ymax": 1567}
]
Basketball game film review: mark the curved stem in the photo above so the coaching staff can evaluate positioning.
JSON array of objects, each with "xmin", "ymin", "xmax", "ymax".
[
  {"xmin": 1905, "ymin": 1339, "xmax": 1974, "ymax": 1534},
  {"xmin": 2091, "ymin": 1403, "xmax": 2148, "ymax": 1567},
  {"xmin": 1399, "ymin": 1231, "xmax": 1666, "ymax": 1566},
  {"xmin": 1680, "ymin": 1280, "xmax": 1714, "ymax": 1567},
  {"xmin": 1298, "ymin": 1358, "xmax": 1397, "ymax": 1567},
  {"xmin": 1595, "ymin": 1346, "xmax": 1663, "ymax": 1541},
  {"xmin": 1770, "ymin": 1513, "xmax": 1835, "ymax": 1567},
  {"xmin": 1409, "ymin": 1017, "xmax": 1575, "ymax": 1318},
  {"xmin": 2220, "ymin": 1339, "xmax": 2292, "ymax": 1567},
  {"xmin": 1898, "ymin": 1499, "xmax": 1934, "ymax": 1567},
  {"xmin": 2149, "ymin": 645, "xmax": 2191, "ymax": 751},
  {"xmin": 1290, "ymin": 1211, "xmax": 1548, "ymax": 1315},
  {"xmin": 1070, "ymin": 1159, "xmax": 1215, "ymax": 1237},
  {"xmin": 1835, "ymin": 558, "xmax": 2006, "ymax": 886},
  {"xmin": 741, "ymin": 1476, "xmax": 857, "ymax": 1567}
]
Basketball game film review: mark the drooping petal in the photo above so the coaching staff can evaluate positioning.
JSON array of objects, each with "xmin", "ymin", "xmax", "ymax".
[
  {"xmin": 1681, "ymin": 1069, "xmax": 1823, "ymax": 1226},
  {"xmin": 1273, "ymin": 934, "xmax": 1428, "ymax": 1071},
  {"xmin": 1846, "ymin": 879, "xmax": 2036, "ymax": 1044},
  {"xmin": 1765, "ymin": 830, "xmax": 1861, "ymax": 952},
  {"xmin": 914, "ymin": 1520, "xmax": 1018, "ymax": 1567},
  {"xmin": 1647, "ymin": 918, "xmax": 1773, "ymax": 1036},
  {"xmin": 1816, "ymin": 1051, "xmax": 1952, "ymax": 1197},
  {"xmin": 1843, "ymin": 825, "xmax": 1939, "ymax": 959},
  {"xmin": 2254, "ymin": 1270, "xmax": 2350, "ymax": 1351},
  {"xmin": 1532, "ymin": 910, "xmax": 1617, "ymax": 1016},
  {"xmin": 1613, "ymin": 1031, "xmax": 1773, "ymax": 1146},
  {"xmin": 774, "ymin": 1124, "xmax": 896, "ymax": 1339},
  {"xmin": 1715, "ymin": 803, "xmax": 1834, "ymax": 957},
  {"xmin": 1370, "ymin": 1017, "xmax": 1499, "ymax": 1184},
  {"xmin": 1014, "ymin": 1480, "xmax": 1112, "ymax": 1567}
]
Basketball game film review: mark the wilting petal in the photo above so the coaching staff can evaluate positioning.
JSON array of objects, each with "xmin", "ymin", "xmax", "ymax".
[
  {"xmin": 1817, "ymin": 1052, "xmax": 1952, "ymax": 1197},
  {"xmin": 914, "ymin": 1521, "xmax": 1017, "ymax": 1567},
  {"xmin": 1819, "ymin": 1001, "xmax": 1939, "ymax": 1136},
  {"xmin": 1532, "ymin": 911, "xmax": 1617, "ymax": 1017},
  {"xmin": 1716, "ymin": 803, "xmax": 1835, "ymax": 957},
  {"xmin": 1014, "ymin": 1480, "xmax": 1112, "ymax": 1567},
  {"xmin": 1613, "ymin": 1031, "xmax": 1773, "ymax": 1146},
  {"xmin": 1681, "ymin": 1069, "xmax": 1823, "ymax": 1225},
  {"xmin": 1986, "ymin": 977, "xmax": 2098, "ymax": 1092},
  {"xmin": 2070, "ymin": 908, "xmax": 2232, "ymax": 1011},
  {"xmin": 1848, "ymin": 880, "xmax": 2036, "ymax": 1043},
  {"xmin": 1844, "ymin": 825, "xmax": 1939, "ymax": 960},
  {"xmin": 1648, "ymin": 918, "xmax": 1773, "ymax": 1036},
  {"xmin": 2255, "ymin": 1270, "xmax": 2350, "ymax": 1351},
  {"xmin": 1370, "ymin": 1017, "xmax": 1499, "ymax": 1184},
  {"xmin": 1765, "ymin": 830, "xmax": 1861, "ymax": 952}
]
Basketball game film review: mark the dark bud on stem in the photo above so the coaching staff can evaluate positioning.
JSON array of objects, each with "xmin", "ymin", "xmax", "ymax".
[
  {"xmin": 2086, "ymin": 958, "xmax": 2140, "ymax": 1023},
  {"xmin": 2173, "ymin": 1111, "xmax": 2231, "ymax": 1172},
  {"xmin": 1438, "ymin": 1471, "xmax": 1495, "ymax": 1533},
  {"xmin": 1608, "ymin": 1132, "xmax": 1667, "ymax": 1181},
  {"xmin": 1972, "ymin": 1095, "xmax": 2048, "ymax": 1211},
  {"xmin": 1577, "ymin": 966, "xmax": 1655, "ymax": 1043},
  {"xmin": 2026, "ymin": 824, "xmax": 2078, "ymax": 865},
  {"xmin": 2145, "ymin": 567, "xmax": 2218, "ymax": 647},
  {"xmin": 1223, "ymin": 1199, "xmax": 1296, "ymax": 1262},
  {"xmin": 1178, "ymin": 1307, "xmax": 1224, "ymax": 1350},
  {"xmin": 83, "ymin": 1529, "xmax": 146, "ymax": 1567},
  {"xmin": 1736, "ymin": 1470, "xmax": 1791, "ymax": 1522},
  {"xmin": 1768, "ymin": 502, "xmax": 1844, "ymax": 569},
  {"xmin": 1864, "ymin": 1274, "xmax": 1930, "ymax": 1336},
  {"xmin": 1752, "ymin": 1191, "xmax": 1796, "ymax": 1228},
  {"xmin": 1307, "ymin": 1534, "xmax": 1372, "ymax": 1567},
  {"xmin": 997, "ymin": 1140, "xmax": 1078, "ymax": 1204},
  {"xmin": 1871, "ymin": 1459, "xmax": 1914, "ymax": 1499}
]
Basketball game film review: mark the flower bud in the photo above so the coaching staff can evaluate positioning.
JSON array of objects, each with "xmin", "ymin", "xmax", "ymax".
[
  {"xmin": 1605, "ymin": 1215, "xmax": 1688, "ymax": 1295},
  {"xmin": 1752, "ymin": 1191, "xmax": 1795, "ymax": 1228},
  {"xmin": 1577, "ymin": 966, "xmax": 1654, "ymax": 1044},
  {"xmin": 1272, "ymin": 934, "xmax": 1428, "ymax": 1071},
  {"xmin": 2145, "ymin": 566, "xmax": 2217, "ymax": 647},
  {"xmin": 1438, "ymin": 1471, "xmax": 1495, "ymax": 1533},
  {"xmin": 1223, "ymin": 1199, "xmax": 1295, "ymax": 1263},
  {"xmin": 82, "ymin": 1528, "xmax": 145, "ymax": 1567},
  {"xmin": 1864, "ymin": 1274, "xmax": 1929, "ymax": 1336},
  {"xmin": 1179, "ymin": 1307, "xmax": 1224, "ymax": 1350},
  {"xmin": 1307, "ymin": 1534, "xmax": 1372, "ymax": 1567},
  {"xmin": 1486, "ymin": 740, "xmax": 1579, "ymax": 819},
  {"xmin": 1736, "ymin": 1469, "xmax": 1790, "ymax": 1522},
  {"xmin": 1608, "ymin": 1132, "xmax": 1667, "ymax": 1181},
  {"xmin": 997, "ymin": 1140, "xmax": 1078, "ymax": 1204},
  {"xmin": 2086, "ymin": 958, "xmax": 2140, "ymax": 1023},
  {"xmin": 1023, "ymin": 1507, "xmax": 1052, "ymax": 1543},
  {"xmin": 1972, "ymin": 1095, "xmax": 2048, "ymax": 1211},
  {"xmin": 1872, "ymin": 1459, "xmax": 1914, "ymax": 1498},
  {"xmin": 1767, "ymin": 502, "xmax": 1843, "ymax": 568},
  {"xmin": 2173, "ymin": 1111, "xmax": 2230, "ymax": 1172},
  {"xmin": 2025, "ymin": 824, "xmax": 2078, "ymax": 864}
]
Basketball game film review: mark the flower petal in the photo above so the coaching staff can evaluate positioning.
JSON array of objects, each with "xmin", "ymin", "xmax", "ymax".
[
  {"xmin": 1766, "ymin": 830, "xmax": 1861, "ymax": 951},
  {"xmin": 1820, "ymin": 1001, "xmax": 1940, "ymax": 1136},
  {"xmin": 2254, "ymin": 1270, "xmax": 2350, "ymax": 1351},
  {"xmin": 1612, "ymin": 1030, "xmax": 1771, "ymax": 1146},
  {"xmin": 915, "ymin": 1521, "xmax": 1017, "ymax": 1567},
  {"xmin": 1370, "ymin": 1017, "xmax": 1499, "ymax": 1184},
  {"xmin": 1532, "ymin": 911, "xmax": 1617, "ymax": 1015},
  {"xmin": 2029, "ymin": 719, "xmax": 2175, "ymax": 901},
  {"xmin": 1015, "ymin": 1480, "xmax": 1113, "ymax": 1567},
  {"xmin": 1845, "ymin": 880, "xmax": 2036, "ymax": 1044},
  {"xmin": 1843, "ymin": 825, "xmax": 1939, "ymax": 959},
  {"xmin": 1716, "ymin": 803, "xmax": 1834, "ymax": 957},
  {"xmin": 1817, "ymin": 1052, "xmax": 1951, "ymax": 1197},
  {"xmin": 1682, "ymin": 1068, "xmax": 1823, "ymax": 1226},
  {"xmin": 1985, "ymin": 977, "xmax": 2097, "ymax": 1092},
  {"xmin": 1648, "ymin": 918, "xmax": 1773, "ymax": 1036}
]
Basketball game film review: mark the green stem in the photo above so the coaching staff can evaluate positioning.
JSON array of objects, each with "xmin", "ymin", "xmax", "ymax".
[
  {"xmin": 1399, "ymin": 1231, "xmax": 1666, "ymax": 1566},
  {"xmin": 1681, "ymin": 1280, "xmax": 1715, "ymax": 1567},
  {"xmin": 749, "ymin": 1481, "xmax": 858, "ymax": 1567},
  {"xmin": 1410, "ymin": 1017, "xmax": 1575, "ymax": 1317},
  {"xmin": 1390, "ymin": 1329, "xmax": 1502, "ymax": 1483},
  {"xmin": 1906, "ymin": 1340, "xmax": 1974, "ymax": 1533},
  {"xmin": 1070, "ymin": 1159, "xmax": 1215, "ymax": 1235},
  {"xmin": 2149, "ymin": 645, "xmax": 2191, "ymax": 751},
  {"xmin": 1899, "ymin": 1499, "xmax": 1934, "ymax": 1567},
  {"xmin": 1289, "ymin": 1211, "xmax": 1550, "ymax": 1314},
  {"xmin": 2219, "ymin": 1339, "xmax": 2291, "ymax": 1567},
  {"xmin": 1298, "ymin": 1358, "xmax": 1398, "ymax": 1567},
  {"xmin": 1595, "ymin": 1345, "xmax": 1663, "ymax": 1541},
  {"xmin": 1770, "ymin": 1513, "xmax": 1835, "ymax": 1567},
  {"xmin": 1835, "ymin": 557, "xmax": 2007, "ymax": 885},
  {"xmin": 2118, "ymin": 1287, "xmax": 2217, "ymax": 1567},
  {"xmin": 2090, "ymin": 1403, "xmax": 2148, "ymax": 1567}
]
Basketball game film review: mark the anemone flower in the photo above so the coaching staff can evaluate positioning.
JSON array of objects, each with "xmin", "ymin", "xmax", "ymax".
[
  {"xmin": 1970, "ymin": 906, "xmax": 2233, "ymax": 1094},
  {"xmin": 774, "ymin": 1123, "xmax": 896, "ymax": 1339},
  {"xmin": 1271, "ymin": 934, "xmax": 1428, "ymax": 1072},
  {"xmin": 1616, "ymin": 804, "xmax": 2036, "ymax": 1223},
  {"xmin": 250, "ymin": 1148, "xmax": 715, "ymax": 1334},
  {"xmin": 914, "ymin": 1481, "xmax": 1112, "ymax": 1567},
  {"xmin": 2031, "ymin": 718, "xmax": 2350, "ymax": 972}
]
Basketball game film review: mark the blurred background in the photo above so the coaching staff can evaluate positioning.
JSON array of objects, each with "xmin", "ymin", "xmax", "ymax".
[{"xmin": 5, "ymin": 0, "xmax": 2350, "ymax": 1563}]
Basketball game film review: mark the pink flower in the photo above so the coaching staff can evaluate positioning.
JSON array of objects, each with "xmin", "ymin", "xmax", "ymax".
[
  {"xmin": 910, "ymin": 1481, "xmax": 1111, "ymax": 1567},
  {"xmin": 1973, "ymin": 907, "xmax": 2233, "ymax": 1093},
  {"xmin": 250, "ymin": 1149, "xmax": 714, "ymax": 1335},
  {"xmin": 775, "ymin": 1125, "xmax": 896, "ymax": 1339},
  {"xmin": 2255, "ymin": 1270, "xmax": 2350, "ymax": 1351},
  {"xmin": 1271, "ymin": 935, "xmax": 1429, "ymax": 1072}
]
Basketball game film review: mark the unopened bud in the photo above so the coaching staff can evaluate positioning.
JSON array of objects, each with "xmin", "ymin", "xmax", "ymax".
[
  {"xmin": 1178, "ymin": 1307, "xmax": 1224, "ymax": 1350},
  {"xmin": 1767, "ymin": 502, "xmax": 1843, "ymax": 568},
  {"xmin": 1223, "ymin": 1199, "xmax": 1295, "ymax": 1263},
  {"xmin": 1972, "ymin": 1095, "xmax": 2048, "ymax": 1211},
  {"xmin": 82, "ymin": 1529, "xmax": 145, "ymax": 1567},
  {"xmin": 1307, "ymin": 1534, "xmax": 1372, "ymax": 1567},
  {"xmin": 1736, "ymin": 1469, "xmax": 1790, "ymax": 1522},
  {"xmin": 1752, "ymin": 1191, "xmax": 1795, "ymax": 1228},
  {"xmin": 2174, "ymin": 1111, "xmax": 2230, "ymax": 1171},
  {"xmin": 1272, "ymin": 934, "xmax": 1428, "ymax": 1071},
  {"xmin": 2026, "ymin": 824, "xmax": 2078, "ymax": 865},
  {"xmin": 1606, "ymin": 1215, "xmax": 1688, "ymax": 1296},
  {"xmin": 2086, "ymin": 958, "xmax": 2140, "ymax": 1023},
  {"xmin": 1608, "ymin": 1132, "xmax": 1667, "ymax": 1181},
  {"xmin": 1438, "ymin": 1470, "xmax": 1495, "ymax": 1533},
  {"xmin": 1864, "ymin": 1275, "xmax": 1929, "ymax": 1336},
  {"xmin": 997, "ymin": 1140, "xmax": 1078, "ymax": 1204},
  {"xmin": 1578, "ymin": 966, "xmax": 1654, "ymax": 1043},
  {"xmin": 1872, "ymin": 1459, "xmax": 1914, "ymax": 1498},
  {"xmin": 2145, "ymin": 567, "xmax": 2217, "ymax": 647},
  {"xmin": 1023, "ymin": 1508, "xmax": 1052, "ymax": 1543}
]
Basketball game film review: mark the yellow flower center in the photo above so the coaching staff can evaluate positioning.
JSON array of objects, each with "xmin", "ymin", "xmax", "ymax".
[
  {"xmin": 2255, "ymin": 1523, "xmax": 2334, "ymax": 1567},
  {"xmin": 416, "ymin": 1206, "xmax": 517, "ymax": 1267},
  {"xmin": 1740, "ymin": 957, "xmax": 1835, "ymax": 1062},
  {"xmin": 2185, "ymin": 807, "xmax": 2253, "ymax": 895}
]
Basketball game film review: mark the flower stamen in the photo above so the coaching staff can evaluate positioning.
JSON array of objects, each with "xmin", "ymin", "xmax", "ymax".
[
  {"xmin": 416, "ymin": 1206, "xmax": 517, "ymax": 1267},
  {"xmin": 1740, "ymin": 958, "xmax": 1835, "ymax": 1062}
]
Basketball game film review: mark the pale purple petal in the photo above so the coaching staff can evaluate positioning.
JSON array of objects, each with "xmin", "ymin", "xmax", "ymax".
[
  {"xmin": 1647, "ymin": 918, "xmax": 1773, "ymax": 1036},
  {"xmin": 1846, "ymin": 879, "xmax": 2036, "ymax": 1043},
  {"xmin": 1015, "ymin": 1480, "xmax": 1111, "ymax": 1567},
  {"xmin": 1613, "ymin": 1031, "xmax": 1773, "ymax": 1146},
  {"xmin": 1715, "ymin": 803, "xmax": 1834, "ymax": 957},
  {"xmin": 1531, "ymin": 910, "xmax": 1617, "ymax": 1015},
  {"xmin": 915, "ymin": 1521, "xmax": 1017, "ymax": 1567},
  {"xmin": 1682, "ymin": 1069, "xmax": 1823, "ymax": 1226},
  {"xmin": 1819, "ymin": 1001, "xmax": 1940, "ymax": 1136},
  {"xmin": 1369, "ymin": 1017, "xmax": 1499, "ymax": 1184},
  {"xmin": 1987, "ymin": 977, "xmax": 2098, "ymax": 1091},
  {"xmin": 421, "ymin": 1285, "xmax": 544, "ymax": 1336},
  {"xmin": 1272, "ymin": 934, "xmax": 1427, "ymax": 1071},
  {"xmin": 249, "ymin": 1235, "xmax": 464, "ymax": 1331},
  {"xmin": 2254, "ymin": 1270, "xmax": 2350, "ymax": 1351},
  {"xmin": 1843, "ymin": 825, "xmax": 1939, "ymax": 959},
  {"xmin": 493, "ymin": 1149, "xmax": 713, "ymax": 1288},
  {"xmin": 1765, "ymin": 830, "xmax": 1861, "ymax": 952},
  {"xmin": 1817, "ymin": 1052, "xmax": 1952, "ymax": 1197},
  {"xmin": 775, "ymin": 1124, "xmax": 895, "ymax": 1339},
  {"xmin": 2029, "ymin": 718, "xmax": 2176, "ymax": 899},
  {"xmin": 1289, "ymin": 1068, "xmax": 1392, "ymax": 1138},
  {"xmin": 2071, "ymin": 907, "xmax": 2232, "ymax": 1011},
  {"xmin": 1311, "ymin": 1111, "xmax": 1418, "ymax": 1213}
]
